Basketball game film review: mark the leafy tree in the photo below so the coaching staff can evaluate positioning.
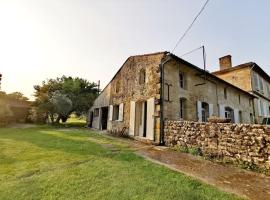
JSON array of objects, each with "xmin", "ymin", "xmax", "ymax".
[
  {"xmin": 50, "ymin": 91, "xmax": 72, "ymax": 123},
  {"xmin": 33, "ymin": 76, "xmax": 99, "ymax": 123}
]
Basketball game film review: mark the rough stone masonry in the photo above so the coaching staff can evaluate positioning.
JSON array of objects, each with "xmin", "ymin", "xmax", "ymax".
[{"xmin": 164, "ymin": 121, "xmax": 270, "ymax": 170}]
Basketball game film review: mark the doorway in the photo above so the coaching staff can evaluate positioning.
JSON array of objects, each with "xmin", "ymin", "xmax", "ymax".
[
  {"xmin": 101, "ymin": 107, "xmax": 108, "ymax": 130},
  {"xmin": 135, "ymin": 101, "xmax": 147, "ymax": 138},
  {"xmin": 89, "ymin": 111, "xmax": 93, "ymax": 128}
]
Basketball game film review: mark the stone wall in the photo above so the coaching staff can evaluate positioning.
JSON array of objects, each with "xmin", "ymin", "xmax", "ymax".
[{"xmin": 165, "ymin": 120, "xmax": 270, "ymax": 170}]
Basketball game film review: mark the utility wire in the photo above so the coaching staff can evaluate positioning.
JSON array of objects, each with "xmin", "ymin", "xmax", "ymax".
[
  {"xmin": 171, "ymin": 0, "xmax": 210, "ymax": 53},
  {"xmin": 180, "ymin": 46, "xmax": 204, "ymax": 58}
]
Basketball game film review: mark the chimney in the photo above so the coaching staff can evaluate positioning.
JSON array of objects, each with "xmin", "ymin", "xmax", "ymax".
[{"xmin": 219, "ymin": 55, "xmax": 232, "ymax": 70}]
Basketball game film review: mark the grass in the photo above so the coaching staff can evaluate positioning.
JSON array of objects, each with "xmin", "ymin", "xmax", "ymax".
[{"xmin": 0, "ymin": 124, "xmax": 243, "ymax": 200}]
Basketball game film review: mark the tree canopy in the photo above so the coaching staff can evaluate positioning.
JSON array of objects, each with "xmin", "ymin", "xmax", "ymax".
[{"xmin": 33, "ymin": 76, "xmax": 99, "ymax": 123}]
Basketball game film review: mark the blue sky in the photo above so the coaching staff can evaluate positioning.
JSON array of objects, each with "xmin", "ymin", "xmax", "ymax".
[{"xmin": 0, "ymin": 0, "xmax": 269, "ymax": 99}]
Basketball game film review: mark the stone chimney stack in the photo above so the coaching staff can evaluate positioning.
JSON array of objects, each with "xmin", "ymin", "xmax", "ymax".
[{"xmin": 219, "ymin": 55, "xmax": 232, "ymax": 70}]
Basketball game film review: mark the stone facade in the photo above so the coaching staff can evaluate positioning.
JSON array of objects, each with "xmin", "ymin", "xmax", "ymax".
[
  {"xmin": 164, "ymin": 56, "xmax": 254, "ymax": 124},
  {"xmin": 89, "ymin": 52, "xmax": 257, "ymax": 144},
  {"xmin": 89, "ymin": 52, "xmax": 165, "ymax": 143},
  {"xmin": 212, "ymin": 60, "xmax": 270, "ymax": 123},
  {"xmin": 165, "ymin": 120, "xmax": 270, "ymax": 170}
]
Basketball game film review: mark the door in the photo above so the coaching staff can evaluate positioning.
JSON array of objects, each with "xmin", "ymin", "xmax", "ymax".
[{"xmin": 101, "ymin": 107, "xmax": 108, "ymax": 130}]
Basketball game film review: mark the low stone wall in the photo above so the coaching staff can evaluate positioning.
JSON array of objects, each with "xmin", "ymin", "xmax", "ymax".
[{"xmin": 165, "ymin": 121, "xmax": 270, "ymax": 170}]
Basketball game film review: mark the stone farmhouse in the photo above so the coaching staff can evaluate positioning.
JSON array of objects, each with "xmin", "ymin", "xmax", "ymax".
[
  {"xmin": 88, "ymin": 52, "xmax": 256, "ymax": 144},
  {"xmin": 212, "ymin": 55, "xmax": 270, "ymax": 123}
]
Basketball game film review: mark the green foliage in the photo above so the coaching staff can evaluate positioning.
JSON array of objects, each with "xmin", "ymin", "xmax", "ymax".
[
  {"xmin": 33, "ymin": 76, "xmax": 99, "ymax": 123},
  {"xmin": 0, "ymin": 126, "xmax": 242, "ymax": 200},
  {"xmin": 0, "ymin": 91, "xmax": 29, "ymax": 126},
  {"xmin": 173, "ymin": 145, "xmax": 202, "ymax": 156}
]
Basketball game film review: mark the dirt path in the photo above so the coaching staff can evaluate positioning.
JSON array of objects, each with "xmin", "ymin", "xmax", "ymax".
[{"xmin": 96, "ymin": 133, "xmax": 270, "ymax": 200}]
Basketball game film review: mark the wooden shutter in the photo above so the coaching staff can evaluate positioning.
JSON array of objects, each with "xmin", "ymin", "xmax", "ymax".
[
  {"xmin": 234, "ymin": 109, "xmax": 239, "ymax": 123},
  {"xmin": 209, "ymin": 104, "xmax": 214, "ymax": 117},
  {"xmin": 253, "ymin": 72, "xmax": 259, "ymax": 91},
  {"xmin": 146, "ymin": 98, "xmax": 155, "ymax": 140},
  {"xmin": 119, "ymin": 103, "xmax": 124, "ymax": 121},
  {"xmin": 109, "ymin": 105, "xmax": 113, "ymax": 121},
  {"xmin": 257, "ymin": 99, "xmax": 262, "ymax": 116},
  {"xmin": 219, "ymin": 104, "xmax": 225, "ymax": 118},
  {"xmin": 129, "ymin": 101, "xmax": 136, "ymax": 136},
  {"xmin": 197, "ymin": 101, "xmax": 202, "ymax": 122}
]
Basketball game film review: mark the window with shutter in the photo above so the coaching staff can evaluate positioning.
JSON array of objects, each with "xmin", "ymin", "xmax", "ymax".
[
  {"xmin": 259, "ymin": 77, "xmax": 264, "ymax": 94},
  {"xmin": 253, "ymin": 72, "xmax": 259, "ymax": 91}
]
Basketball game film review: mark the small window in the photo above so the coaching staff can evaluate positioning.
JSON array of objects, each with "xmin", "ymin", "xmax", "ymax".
[
  {"xmin": 250, "ymin": 113, "xmax": 253, "ymax": 124},
  {"xmin": 139, "ymin": 69, "xmax": 146, "ymax": 85},
  {"xmin": 179, "ymin": 72, "xmax": 185, "ymax": 89},
  {"xmin": 224, "ymin": 88, "xmax": 227, "ymax": 99},
  {"xmin": 94, "ymin": 108, "xmax": 99, "ymax": 117},
  {"xmin": 180, "ymin": 98, "xmax": 186, "ymax": 119},
  {"xmin": 238, "ymin": 94, "xmax": 241, "ymax": 104},
  {"xmin": 164, "ymin": 83, "xmax": 171, "ymax": 101},
  {"xmin": 259, "ymin": 77, "xmax": 264, "ymax": 93},
  {"xmin": 115, "ymin": 81, "xmax": 120, "ymax": 93},
  {"xmin": 249, "ymin": 99, "xmax": 253, "ymax": 107},
  {"xmin": 113, "ymin": 105, "xmax": 119, "ymax": 121},
  {"xmin": 239, "ymin": 111, "xmax": 243, "ymax": 123}
]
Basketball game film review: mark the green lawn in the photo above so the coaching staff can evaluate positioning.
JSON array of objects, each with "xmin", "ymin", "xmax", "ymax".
[{"xmin": 0, "ymin": 125, "xmax": 242, "ymax": 200}]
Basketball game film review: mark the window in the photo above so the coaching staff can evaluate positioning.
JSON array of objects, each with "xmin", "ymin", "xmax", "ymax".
[
  {"xmin": 259, "ymin": 77, "xmax": 264, "ymax": 93},
  {"xmin": 179, "ymin": 98, "xmax": 186, "ymax": 119},
  {"xmin": 113, "ymin": 105, "xmax": 119, "ymax": 121},
  {"xmin": 224, "ymin": 88, "xmax": 227, "ymax": 99},
  {"xmin": 253, "ymin": 72, "xmax": 265, "ymax": 94},
  {"xmin": 115, "ymin": 81, "xmax": 120, "ymax": 93},
  {"xmin": 253, "ymin": 72, "xmax": 260, "ymax": 91},
  {"xmin": 238, "ymin": 94, "xmax": 241, "ymax": 104},
  {"xmin": 164, "ymin": 83, "xmax": 171, "ymax": 101},
  {"xmin": 201, "ymin": 102, "xmax": 209, "ymax": 122},
  {"xmin": 94, "ymin": 108, "xmax": 99, "ymax": 117},
  {"xmin": 239, "ymin": 111, "xmax": 243, "ymax": 123},
  {"xmin": 179, "ymin": 72, "xmax": 185, "ymax": 89},
  {"xmin": 139, "ymin": 69, "xmax": 146, "ymax": 85},
  {"xmin": 250, "ymin": 113, "xmax": 253, "ymax": 124},
  {"xmin": 249, "ymin": 99, "xmax": 253, "ymax": 107},
  {"xmin": 225, "ymin": 106, "xmax": 234, "ymax": 122}
]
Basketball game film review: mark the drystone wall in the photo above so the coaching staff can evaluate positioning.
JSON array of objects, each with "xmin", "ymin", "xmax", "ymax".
[{"xmin": 164, "ymin": 121, "xmax": 270, "ymax": 170}]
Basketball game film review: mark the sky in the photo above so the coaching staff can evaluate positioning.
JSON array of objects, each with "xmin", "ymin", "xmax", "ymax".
[{"xmin": 0, "ymin": 0, "xmax": 269, "ymax": 100}]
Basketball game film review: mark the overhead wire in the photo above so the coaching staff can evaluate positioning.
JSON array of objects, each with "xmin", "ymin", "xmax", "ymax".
[{"xmin": 171, "ymin": 0, "xmax": 210, "ymax": 53}]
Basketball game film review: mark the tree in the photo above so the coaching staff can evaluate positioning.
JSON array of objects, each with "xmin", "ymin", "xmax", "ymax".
[
  {"xmin": 33, "ymin": 76, "xmax": 99, "ymax": 123},
  {"xmin": 50, "ymin": 91, "xmax": 72, "ymax": 123}
]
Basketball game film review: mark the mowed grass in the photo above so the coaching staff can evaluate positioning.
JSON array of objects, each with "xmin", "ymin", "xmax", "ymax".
[{"xmin": 0, "ymin": 125, "xmax": 242, "ymax": 200}]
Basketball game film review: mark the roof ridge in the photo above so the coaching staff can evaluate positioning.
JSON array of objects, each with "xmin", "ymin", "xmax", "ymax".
[{"xmin": 129, "ymin": 51, "xmax": 168, "ymax": 58}]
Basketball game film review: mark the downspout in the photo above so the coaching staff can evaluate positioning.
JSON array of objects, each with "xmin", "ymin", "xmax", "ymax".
[
  {"xmin": 250, "ymin": 63, "xmax": 257, "ymax": 123},
  {"xmin": 160, "ymin": 53, "xmax": 172, "ymax": 145}
]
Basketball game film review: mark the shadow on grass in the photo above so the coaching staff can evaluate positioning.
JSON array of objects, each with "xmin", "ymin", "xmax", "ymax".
[{"xmin": 0, "ymin": 127, "xmax": 140, "ymax": 162}]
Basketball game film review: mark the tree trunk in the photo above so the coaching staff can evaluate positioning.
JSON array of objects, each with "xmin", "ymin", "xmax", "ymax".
[
  {"xmin": 55, "ymin": 115, "xmax": 61, "ymax": 123},
  {"xmin": 49, "ymin": 113, "xmax": 55, "ymax": 123}
]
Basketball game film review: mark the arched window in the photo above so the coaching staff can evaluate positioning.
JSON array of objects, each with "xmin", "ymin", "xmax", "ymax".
[{"xmin": 139, "ymin": 69, "xmax": 146, "ymax": 85}]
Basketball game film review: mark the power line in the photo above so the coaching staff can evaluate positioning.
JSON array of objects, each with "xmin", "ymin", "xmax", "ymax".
[
  {"xmin": 171, "ymin": 0, "xmax": 210, "ymax": 53},
  {"xmin": 179, "ymin": 46, "xmax": 204, "ymax": 58}
]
